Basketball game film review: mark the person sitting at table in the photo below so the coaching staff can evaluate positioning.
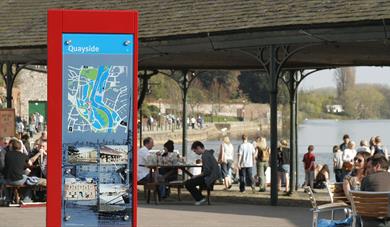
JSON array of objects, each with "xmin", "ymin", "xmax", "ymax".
[
  {"xmin": 159, "ymin": 140, "xmax": 178, "ymax": 182},
  {"xmin": 185, "ymin": 141, "xmax": 220, "ymax": 205},
  {"xmin": 137, "ymin": 137, "xmax": 166, "ymax": 198},
  {"xmin": 3, "ymin": 139, "xmax": 44, "ymax": 203},
  {"xmin": 360, "ymin": 154, "xmax": 390, "ymax": 227},
  {"xmin": 361, "ymin": 154, "xmax": 390, "ymax": 191},
  {"xmin": 343, "ymin": 151, "xmax": 371, "ymax": 201}
]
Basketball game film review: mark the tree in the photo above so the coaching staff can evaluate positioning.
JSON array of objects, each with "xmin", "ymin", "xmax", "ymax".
[
  {"xmin": 238, "ymin": 71, "xmax": 269, "ymax": 103},
  {"xmin": 196, "ymin": 70, "xmax": 240, "ymax": 101},
  {"xmin": 188, "ymin": 86, "xmax": 206, "ymax": 115},
  {"xmin": 334, "ymin": 67, "xmax": 356, "ymax": 105},
  {"xmin": 343, "ymin": 85, "xmax": 385, "ymax": 119}
]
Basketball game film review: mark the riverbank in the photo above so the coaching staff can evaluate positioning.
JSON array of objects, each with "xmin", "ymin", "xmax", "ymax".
[{"xmin": 140, "ymin": 121, "xmax": 274, "ymax": 145}]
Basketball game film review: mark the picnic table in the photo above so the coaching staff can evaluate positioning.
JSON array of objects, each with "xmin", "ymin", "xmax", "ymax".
[{"xmin": 139, "ymin": 164, "xmax": 202, "ymax": 204}]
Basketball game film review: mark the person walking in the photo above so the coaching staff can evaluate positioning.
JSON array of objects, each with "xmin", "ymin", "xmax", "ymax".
[
  {"xmin": 255, "ymin": 137, "xmax": 269, "ymax": 192},
  {"xmin": 342, "ymin": 141, "xmax": 357, "ymax": 178},
  {"xmin": 185, "ymin": 141, "xmax": 219, "ymax": 205},
  {"xmin": 303, "ymin": 145, "xmax": 316, "ymax": 191},
  {"xmin": 277, "ymin": 139, "xmax": 290, "ymax": 193},
  {"xmin": 237, "ymin": 134, "xmax": 256, "ymax": 193},
  {"xmin": 16, "ymin": 119, "xmax": 24, "ymax": 138},
  {"xmin": 373, "ymin": 136, "xmax": 389, "ymax": 159},
  {"xmin": 218, "ymin": 136, "xmax": 234, "ymax": 190},
  {"xmin": 340, "ymin": 134, "xmax": 350, "ymax": 151},
  {"xmin": 356, "ymin": 139, "xmax": 371, "ymax": 153},
  {"xmin": 332, "ymin": 145, "xmax": 344, "ymax": 182}
]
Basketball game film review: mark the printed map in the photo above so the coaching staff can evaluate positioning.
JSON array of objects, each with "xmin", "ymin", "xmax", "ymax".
[{"xmin": 67, "ymin": 65, "xmax": 128, "ymax": 133}]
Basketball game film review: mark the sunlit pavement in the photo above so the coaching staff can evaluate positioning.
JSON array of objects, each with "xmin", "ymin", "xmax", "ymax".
[
  {"xmin": 0, "ymin": 186, "xmax": 330, "ymax": 227},
  {"xmin": 0, "ymin": 207, "xmax": 45, "ymax": 227},
  {"xmin": 138, "ymin": 201, "xmax": 312, "ymax": 227},
  {"xmin": 0, "ymin": 203, "xmax": 312, "ymax": 227}
]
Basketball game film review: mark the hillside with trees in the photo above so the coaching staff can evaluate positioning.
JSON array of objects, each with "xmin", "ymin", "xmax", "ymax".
[{"xmin": 141, "ymin": 68, "xmax": 390, "ymax": 120}]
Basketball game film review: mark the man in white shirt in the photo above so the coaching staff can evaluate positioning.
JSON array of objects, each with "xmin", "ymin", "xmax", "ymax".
[
  {"xmin": 238, "ymin": 134, "xmax": 256, "ymax": 193},
  {"xmin": 137, "ymin": 137, "xmax": 166, "ymax": 198},
  {"xmin": 138, "ymin": 137, "xmax": 154, "ymax": 182}
]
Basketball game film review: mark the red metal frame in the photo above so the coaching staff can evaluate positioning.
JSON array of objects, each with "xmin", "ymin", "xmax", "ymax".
[{"xmin": 47, "ymin": 9, "xmax": 138, "ymax": 227}]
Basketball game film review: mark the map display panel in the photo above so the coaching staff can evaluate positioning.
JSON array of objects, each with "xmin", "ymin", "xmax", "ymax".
[
  {"xmin": 62, "ymin": 33, "xmax": 134, "ymax": 227},
  {"xmin": 62, "ymin": 34, "xmax": 133, "ymax": 143},
  {"xmin": 67, "ymin": 65, "xmax": 128, "ymax": 133}
]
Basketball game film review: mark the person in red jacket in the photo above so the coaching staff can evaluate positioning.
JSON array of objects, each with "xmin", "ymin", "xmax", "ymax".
[{"xmin": 303, "ymin": 145, "xmax": 315, "ymax": 191}]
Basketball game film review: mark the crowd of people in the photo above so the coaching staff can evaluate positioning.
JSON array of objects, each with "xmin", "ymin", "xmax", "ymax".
[
  {"xmin": 330, "ymin": 134, "xmax": 390, "ymax": 197},
  {"xmin": 137, "ymin": 134, "xmax": 296, "ymax": 206},
  {"xmin": 138, "ymin": 133, "xmax": 390, "ymax": 224},
  {"xmin": 141, "ymin": 115, "xmax": 205, "ymax": 132},
  {"xmin": 0, "ymin": 131, "xmax": 48, "ymax": 205}
]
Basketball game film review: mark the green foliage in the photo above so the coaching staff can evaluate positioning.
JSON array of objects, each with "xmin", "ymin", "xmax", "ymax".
[
  {"xmin": 141, "ymin": 104, "xmax": 160, "ymax": 118},
  {"xmin": 237, "ymin": 71, "xmax": 289, "ymax": 104},
  {"xmin": 188, "ymin": 87, "xmax": 206, "ymax": 114},
  {"xmin": 238, "ymin": 71, "xmax": 269, "ymax": 103},
  {"xmin": 203, "ymin": 114, "xmax": 240, "ymax": 122},
  {"xmin": 343, "ymin": 85, "xmax": 385, "ymax": 119},
  {"xmin": 298, "ymin": 89, "xmax": 337, "ymax": 118},
  {"xmin": 146, "ymin": 74, "xmax": 181, "ymax": 101},
  {"xmin": 196, "ymin": 71, "xmax": 240, "ymax": 101},
  {"xmin": 298, "ymin": 84, "xmax": 390, "ymax": 120}
]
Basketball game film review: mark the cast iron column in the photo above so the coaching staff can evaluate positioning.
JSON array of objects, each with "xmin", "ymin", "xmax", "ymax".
[
  {"xmin": 138, "ymin": 70, "xmax": 158, "ymax": 147},
  {"xmin": 281, "ymin": 69, "xmax": 323, "ymax": 191},
  {"xmin": 269, "ymin": 45, "xmax": 279, "ymax": 206},
  {"xmin": 240, "ymin": 43, "xmax": 317, "ymax": 205},
  {"xmin": 182, "ymin": 70, "xmax": 189, "ymax": 157},
  {"xmin": 295, "ymin": 96, "xmax": 299, "ymax": 190},
  {"xmin": 288, "ymin": 71, "xmax": 298, "ymax": 194},
  {"xmin": 1, "ymin": 62, "xmax": 16, "ymax": 108}
]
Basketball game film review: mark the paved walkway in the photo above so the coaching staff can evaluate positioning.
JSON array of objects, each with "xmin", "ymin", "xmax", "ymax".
[
  {"xmin": 0, "ymin": 186, "xmax": 333, "ymax": 227},
  {"xmin": 0, "ymin": 207, "xmax": 45, "ymax": 227},
  {"xmin": 138, "ymin": 201, "xmax": 312, "ymax": 227},
  {"xmin": 0, "ymin": 203, "xmax": 313, "ymax": 227}
]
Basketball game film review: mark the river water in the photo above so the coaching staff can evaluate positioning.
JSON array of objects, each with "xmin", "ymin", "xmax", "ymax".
[{"xmin": 153, "ymin": 119, "xmax": 390, "ymax": 185}]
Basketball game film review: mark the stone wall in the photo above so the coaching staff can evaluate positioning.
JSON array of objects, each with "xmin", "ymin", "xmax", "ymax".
[{"xmin": 15, "ymin": 68, "xmax": 47, "ymax": 119}]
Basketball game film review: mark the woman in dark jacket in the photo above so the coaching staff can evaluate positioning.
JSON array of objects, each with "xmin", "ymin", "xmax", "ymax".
[
  {"xmin": 159, "ymin": 140, "xmax": 178, "ymax": 182},
  {"xmin": 277, "ymin": 139, "xmax": 290, "ymax": 193}
]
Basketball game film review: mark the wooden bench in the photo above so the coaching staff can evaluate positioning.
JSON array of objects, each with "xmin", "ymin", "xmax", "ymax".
[
  {"xmin": 168, "ymin": 180, "xmax": 184, "ymax": 201},
  {"xmin": 2, "ymin": 184, "xmax": 46, "ymax": 205},
  {"xmin": 349, "ymin": 190, "xmax": 390, "ymax": 227},
  {"xmin": 169, "ymin": 180, "xmax": 213, "ymax": 204},
  {"xmin": 137, "ymin": 181, "xmax": 162, "ymax": 205}
]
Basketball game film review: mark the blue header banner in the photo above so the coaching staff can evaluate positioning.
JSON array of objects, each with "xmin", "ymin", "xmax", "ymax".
[{"xmin": 63, "ymin": 33, "xmax": 134, "ymax": 55}]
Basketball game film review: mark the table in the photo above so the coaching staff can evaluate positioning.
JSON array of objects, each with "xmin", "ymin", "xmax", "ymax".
[
  {"xmin": 139, "ymin": 164, "xmax": 202, "ymax": 180},
  {"xmin": 139, "ymin": 164, "xmax": 202, "ymax": 204}
]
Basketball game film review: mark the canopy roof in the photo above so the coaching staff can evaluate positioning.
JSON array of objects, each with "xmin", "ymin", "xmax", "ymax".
[{"xmin": 1, "ymin": 0, "xmax": 390, "ymax": 69}]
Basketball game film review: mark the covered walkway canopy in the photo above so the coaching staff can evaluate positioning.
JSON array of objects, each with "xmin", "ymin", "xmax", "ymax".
[
  {"xmin": 0, "ymin": 0, "xmax": 390, "ymax": 68},
  {"xmin": 1, "ymin": 0, "xmax": 390, "ymax": 206}
]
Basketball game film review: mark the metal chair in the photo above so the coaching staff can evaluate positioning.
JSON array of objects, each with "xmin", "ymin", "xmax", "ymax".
[
  {"xmin": 326, "ymin": 182, "xmax": 351, "ymax": 219},
  {"xmin": 349, "ymin": 190, "xmax": 390, "ymax": 227},
  {"xmin": 304, "ymin": 186, "xmax": 351, "ymax": 227}
]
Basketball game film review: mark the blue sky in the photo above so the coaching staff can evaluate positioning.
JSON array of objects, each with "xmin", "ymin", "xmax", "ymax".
[{"xmin": 299, "ymin": 67, "xmax": 390, "ymax": 90}]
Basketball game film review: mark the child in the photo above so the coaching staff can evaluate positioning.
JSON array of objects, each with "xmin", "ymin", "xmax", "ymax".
[{"xmin": 303, "ymin": 145, "xmax": 315, "ymax": 191}]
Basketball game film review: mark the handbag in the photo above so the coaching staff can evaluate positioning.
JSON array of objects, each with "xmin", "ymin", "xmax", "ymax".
[{"xmin": 342, "ymin": 162, "xmax": 353, "ymax": 172}]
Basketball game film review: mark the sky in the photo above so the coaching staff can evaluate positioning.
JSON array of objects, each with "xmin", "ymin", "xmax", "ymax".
[{"xmin": 299, "ymin": 66, "xmax": 390, "ymax": 90}]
